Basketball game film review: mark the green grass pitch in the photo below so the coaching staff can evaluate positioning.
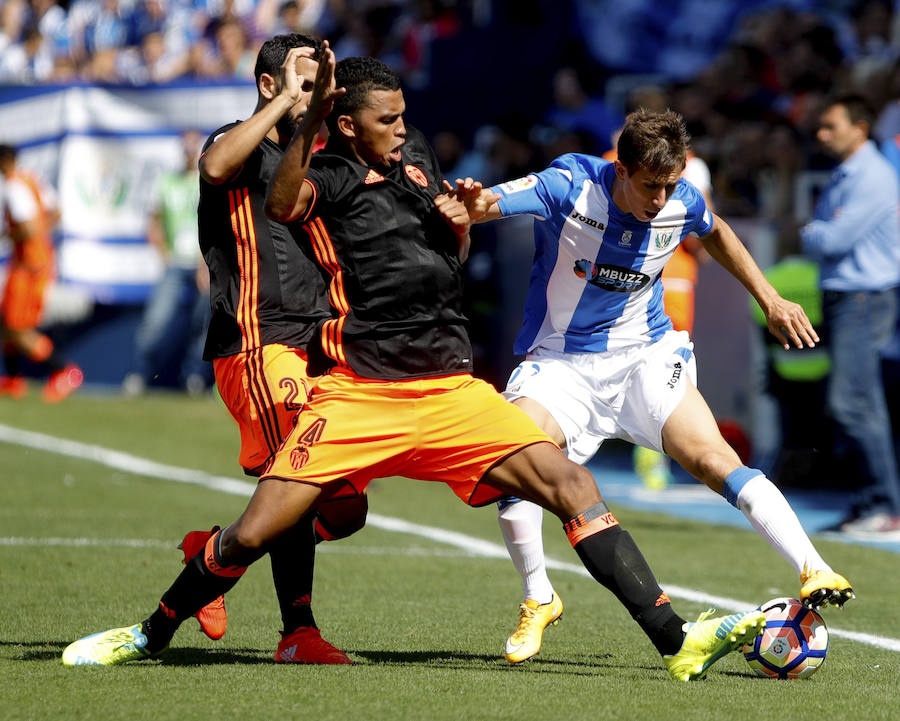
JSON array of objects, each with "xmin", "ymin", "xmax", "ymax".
[{"xmin": 1, "ymin": 391, "xmax": 898, "ymax": 721}]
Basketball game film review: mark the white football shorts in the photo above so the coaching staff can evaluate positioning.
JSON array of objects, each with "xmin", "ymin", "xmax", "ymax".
[{"xmin": 503, "ymin": 330, "xmax": 697, "ymax": 465}]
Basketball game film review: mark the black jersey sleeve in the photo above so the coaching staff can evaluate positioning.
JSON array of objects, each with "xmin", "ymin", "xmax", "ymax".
[
  {"xmin": 201, "ymin": 122, "xmax": 255, "ymax": 185},
  {"xmin": 303, "ymin": 161, "xmax": 346, "ymax": 221}
]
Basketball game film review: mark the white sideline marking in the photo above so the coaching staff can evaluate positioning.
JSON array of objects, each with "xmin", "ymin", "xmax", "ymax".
[
  {"xmin": 0, "ymin": 537, "xmax": 173, "ymax": 549},
  {"xmin": 1, "ymin": 422, "xmax": 898, "ymax": 654},
  {"xmin": 0, "ymin": 537, "xmax": 484, "ymax": 559}
]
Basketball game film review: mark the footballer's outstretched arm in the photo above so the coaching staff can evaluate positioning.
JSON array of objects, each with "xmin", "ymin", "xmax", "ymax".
[
  {"xmin": 700, "ymin": 213, "xmax": 819, "ymax": 350},
  {"xmin": 266, "ymin": 43, "xmax": 344, "ymax": 223},
  {"xmin": 457, "ymin": 181, "xmax": 503, "ymax": 223},
  {"xmin": 200, "ymin": 46, "xmax": 315, "ymax": 184}
]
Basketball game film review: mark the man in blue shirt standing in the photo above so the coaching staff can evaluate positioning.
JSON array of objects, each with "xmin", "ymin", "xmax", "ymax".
[{"xmin": 801, "ymin": 93, "xmax": 900, "ymax": 536}]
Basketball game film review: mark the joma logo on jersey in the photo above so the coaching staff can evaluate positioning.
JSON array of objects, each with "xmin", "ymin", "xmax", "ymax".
[
  {"xmin": 667, "ymin": 361, "xmax": 683, "ymax": 389},
  {"xmin": 573, "ymin": 260, "xmax": 650, "ymax": 292},
  {"xmin": 654, "ymin": 229, "xmax": 675, "ymax": 249},
  {"xmin": 569, "ymin": 210, "xmax": 605, "ymax": 230}
]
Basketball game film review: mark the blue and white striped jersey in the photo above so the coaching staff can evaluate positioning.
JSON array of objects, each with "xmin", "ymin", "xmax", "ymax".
[{"xmin": 493, "ymin": 153, "xmax": 714, "ymax": 354}]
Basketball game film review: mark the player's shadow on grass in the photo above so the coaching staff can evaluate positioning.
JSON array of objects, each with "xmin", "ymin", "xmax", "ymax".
[
  {"xmin": 716, "ymin": 669, "xmax": 772, "ymax": 680},
  {"xmin": 5, "ymin": 641, "xmax": 270, "ymax": 666},
  {"xmin": 11, "ymin": 641, "xmax": 621, "ymax": 673},
  {"xmin": 3, "ymin": 640, "xmax": 67, "ymax": 662},
  {"xmin": 350, "ymin": 649, "xmax": 615, "ymax": 675},
  {"xmin": 160, "ymin": 647, "xmax": 274, "ymax": 665}
]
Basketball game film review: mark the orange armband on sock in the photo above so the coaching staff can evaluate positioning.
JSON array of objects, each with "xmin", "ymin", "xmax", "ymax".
[
  {"xmin": 203, "ymin": 529, "xmax": 248, "ymax": 578},
  {"xmin": 564, "ymin": 502, "xmax": 619, "ymax": 547}
]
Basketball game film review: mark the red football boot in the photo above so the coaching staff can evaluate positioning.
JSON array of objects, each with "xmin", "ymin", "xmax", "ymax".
[
  {"xmin": 178, "ymin": 527, "xmax": 227, "ymax": 640},
  {"xmin": 0, "ymin": 375, "xmax": 27, "ymax": 399},
  {"xmin": 274, "ymin": 627, "xmax": 353, "ymax": 664},
  {"xmin": 41, "ymin": 364, "xmax": 83, "ymax": 403}
]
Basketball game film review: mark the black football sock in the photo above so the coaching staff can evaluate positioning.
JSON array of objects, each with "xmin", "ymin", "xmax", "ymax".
[
  {"xmin": 270, "ymin": 514, "xmax": 317, "ymax": 634},
  {"xmin": 141, "ymin": 606, "xmax": 182, "ymax": 654},
  {"xmin": 566, "ymin": 505, "xmax": 686, "ymax": 656},
  {"xmin": 44, "ymin": 348, "xmax": 66, "ymax": 373},
  {"xmin": 3, "ymin": 351, "xmax": 21, "ymax": 376}
]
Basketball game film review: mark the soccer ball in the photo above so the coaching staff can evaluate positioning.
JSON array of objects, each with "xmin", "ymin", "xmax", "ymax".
[{"xmin": 742, "ymin": 598, "xmax": 828, "ymax": 679}]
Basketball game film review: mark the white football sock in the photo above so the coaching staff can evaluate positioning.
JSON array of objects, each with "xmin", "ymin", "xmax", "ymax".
[
  {"xmin": 728, "ymin": 472, "xmax": 831, "ymax": 576},
  {"xmin": 497, "ymin": 500, "xmax": 555, "ymax": 604}
]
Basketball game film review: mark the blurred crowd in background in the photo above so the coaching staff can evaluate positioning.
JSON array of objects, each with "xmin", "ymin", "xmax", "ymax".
[
  {"xmin": 2, "ymin": 0, "xmax": 900, "ymax": 511},
  {"xmin": 4, "ymin": 0, "xmax": 900, "ymax": 240}
]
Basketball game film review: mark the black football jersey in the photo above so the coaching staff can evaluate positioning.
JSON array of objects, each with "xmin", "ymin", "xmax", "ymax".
[
  {"xmin": 297, "ymin": 126, "xmax": 472, "ymax": 379},
  {"xmin": 199, "ymin": 122, "xmax": 332, "ymax": 360}
]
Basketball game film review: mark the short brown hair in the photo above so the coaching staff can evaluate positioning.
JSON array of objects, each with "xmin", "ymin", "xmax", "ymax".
[
  {"xmin": 828, "ymin": 93, "xmax": 874, "ymax": 137},
  {"xmin": 616, "ymin": 109, "xmax": 689, "ymax": 176}
]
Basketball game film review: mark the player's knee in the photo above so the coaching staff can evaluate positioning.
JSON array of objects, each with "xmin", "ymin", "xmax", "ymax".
[
  {"xmin": 221, "ymin": 523, "xmax": 269, "ymax": 565},
  {"xmin": 315, "ymin": 493, "xmax": 368, "ymax": 542},
  {"xmin": 533, "ymin": 461, "xmax": 600, "ymax": 517},
  {"xmin": 688, "ymin": 447, "xmax": 734, "ymax": 486}
]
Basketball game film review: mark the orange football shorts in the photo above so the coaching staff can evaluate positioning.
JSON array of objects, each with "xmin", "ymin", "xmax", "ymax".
[
  {"xmin": 1, "ymin": 267, "xmax": 49, "ymax": 331},
  {"xmin": 261, "ymin": 368, "xmax": 556, "ymax": 506},
  {"xmin": 214, "ymin": 343, "xmax": 317, "ymax": 476}
]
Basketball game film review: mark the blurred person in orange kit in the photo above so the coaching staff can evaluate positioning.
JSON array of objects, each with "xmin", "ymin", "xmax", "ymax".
[{"xmin": 0, "ymin": 143, "xmax": 82, "ymax": 402}]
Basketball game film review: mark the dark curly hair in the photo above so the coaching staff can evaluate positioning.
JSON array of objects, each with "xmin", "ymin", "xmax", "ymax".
[
  {"xmin": 617, "ymin": 109, "xmax": 689, "ymax": 177},
  {"xmin": 254, "ymin": 33, "xmax": 322, "ymax": 85},
  {"xmin": 326, "ymin": 57, "xmax": 401, "ymax": 133}
]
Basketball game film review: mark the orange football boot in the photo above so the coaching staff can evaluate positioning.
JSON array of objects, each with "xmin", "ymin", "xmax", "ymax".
[
  {"xmin": 42, "ymin": 364, "xmax": 83, "ymax": 402},
  {"xmin": 0, "ymin": 375, "xmax": 27, "ymax": 399},
  {"xmin": 178, "ymin": 527, "xmax": 228, "ymax": 640}
]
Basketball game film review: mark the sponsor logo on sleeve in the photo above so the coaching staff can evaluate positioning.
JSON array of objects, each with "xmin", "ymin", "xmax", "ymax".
[{"xmin": 498, "ymin": 175, "xmax": 537, "ymax": 194}]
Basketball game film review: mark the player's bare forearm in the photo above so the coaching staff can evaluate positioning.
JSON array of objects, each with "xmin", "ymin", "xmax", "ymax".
[
  {"xmin": 477, "ymin": 202, "xmax": 504, "ymax": 222},
  {"xmin": 701, "ymin": 215, "xmax": 774, "ymax": 305},
  {"xmin": 9, "ymin": 214, "xmax": 46, "ymax": 244},
  {"xmin": 147, "ymin": 213, "xmax": 167, "ymax": 255},
  {"xmin": 434, "ymin": 192, "xmax": 472, "ymax": 261},
  {"xmin": 195, "ymin": 261, "xmax": 210, "ymax": 293},
  {"xmin": 434, "ymin": 193, "xmax": 471, "ymax": 235},
  {"xmin": 266, "ymin": 43, "xmax": 343, "ymax": 223},
  {"xmin": 444, "ymin": 179, "xmax": 501, "ymax": 223},
  {"xmin": 202, "ymin": 46, "xmax": 319, "ymax": 184},
  {"xmin": 8, "ymin": 222, "xmax": 32, "ymax": 244},
  {"xmin": 265, "ymin": 121, "xmax": 319, "ymax": 222},
  {"xmin": 701, "ymin": 214, "xmax": 818, "ymax": 349},
  {"xmin": 459, "ymin": 183, "xmax": 502, "ymax": 223},
  {"xmin": 200, "ymin": 97, "xmax": 293, "ymax": 184},
  {"xmin": 457, "ymin": 232, "xmax": 472, "ymax": 263}
]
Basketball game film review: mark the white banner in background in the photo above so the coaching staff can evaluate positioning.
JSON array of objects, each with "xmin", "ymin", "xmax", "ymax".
[{"xmin": 0, "ymin": 82, "xmax": 257, "ymax": 304}]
